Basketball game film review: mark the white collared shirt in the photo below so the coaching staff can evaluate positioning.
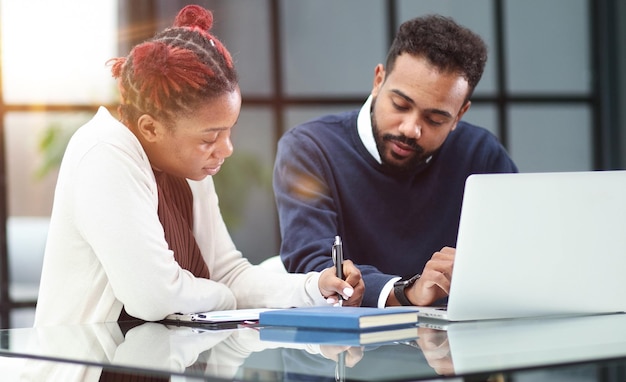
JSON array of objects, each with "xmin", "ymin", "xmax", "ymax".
[
  {"xmin": 356, "ymin": 95, "xmax": 402, "ymax": 307},
  {"xmin": 356, "ymin": 95, "xmax": 382, "ymax": 164},
  {"xmin": 357, "ymin": 95, "xmax": 432, "ymax": 167}
]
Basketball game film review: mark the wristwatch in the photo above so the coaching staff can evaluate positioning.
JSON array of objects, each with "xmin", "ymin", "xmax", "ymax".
[{"xmin": 393, "ymin": 273, "xmax": 421, "ymax": 306}]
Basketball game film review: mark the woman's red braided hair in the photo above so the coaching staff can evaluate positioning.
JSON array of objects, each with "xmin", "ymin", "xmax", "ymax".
[
  {"xmin": 109, "ymin": 5, "xmax": 237, "ymax": 126},
  {"xmin": 173, "ymin": 4, "xmax": 234, "ymax": 69}
]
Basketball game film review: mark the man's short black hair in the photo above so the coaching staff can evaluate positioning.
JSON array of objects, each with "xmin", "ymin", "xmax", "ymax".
[{"xmin": 385, "ymin": 15, "xmax": 488, "ymax": 99}]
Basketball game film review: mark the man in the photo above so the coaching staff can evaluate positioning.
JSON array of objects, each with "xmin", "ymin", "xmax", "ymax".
[{"xmin": 273, "ymin": 15, "xmax": 517, "ymax": 308}]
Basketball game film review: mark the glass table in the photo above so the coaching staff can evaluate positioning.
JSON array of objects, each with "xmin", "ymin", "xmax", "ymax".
[{"xmin": 2, "ymin": 313, "xmax": 626, "ymax": 381}]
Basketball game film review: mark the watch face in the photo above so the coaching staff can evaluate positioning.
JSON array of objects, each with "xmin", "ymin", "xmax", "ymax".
[
  {"xmin": 407, "ymin": 274, "xmax": 421, "ymax": 285},
  {"xmin": 395, "ymin": 274, "xmax": 421, "ymax": 288}
]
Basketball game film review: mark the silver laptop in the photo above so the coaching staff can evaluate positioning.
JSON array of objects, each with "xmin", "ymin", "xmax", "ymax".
[{"xmin": 418, "ymin": 170, "xmax": 626, "ymax": 322}]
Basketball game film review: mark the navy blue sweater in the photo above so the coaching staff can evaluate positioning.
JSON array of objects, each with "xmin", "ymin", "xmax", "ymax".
[{"xmin": 273, "ymin": 109, "xmax": 518, "ymax": 307}]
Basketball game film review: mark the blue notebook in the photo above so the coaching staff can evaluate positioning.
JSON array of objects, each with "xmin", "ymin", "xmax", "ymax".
[
  {"xmin": 259, "ymin": 325, "xmax": 419, "ymax": 345},
  {"xmin": 258, "ymin": 306, "xmax": 419, "ymax": 331}
]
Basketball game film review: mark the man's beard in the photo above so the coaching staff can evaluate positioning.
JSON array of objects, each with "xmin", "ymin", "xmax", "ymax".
[{"xmin": 371, "ymin": 103, "xmax": 431, "ymax": 171}]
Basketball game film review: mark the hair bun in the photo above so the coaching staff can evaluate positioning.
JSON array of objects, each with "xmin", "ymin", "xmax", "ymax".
[{"xmin": 173, "ymin": 5, "xmax": 213, "ymax": 31}]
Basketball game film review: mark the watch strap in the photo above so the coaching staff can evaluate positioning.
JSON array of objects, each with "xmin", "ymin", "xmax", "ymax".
[
  {"xmin": 393, "ymin": 283, "xmax": 413, "ymax": 306},
  {"xmin": 393, "ymin": 274, "xmax": 421, "ymax": 306}
]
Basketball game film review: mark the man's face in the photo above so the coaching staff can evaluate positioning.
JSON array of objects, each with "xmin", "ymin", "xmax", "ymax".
[{"xmin": 370, "ymin": 54, "xmax": 471, "ymax": 171}]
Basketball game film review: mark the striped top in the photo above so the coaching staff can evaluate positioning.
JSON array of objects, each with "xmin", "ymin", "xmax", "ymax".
[
  {"xmin": 118, "ymin": 171, "xmax": 209, "ymax": 322},
  {"xmin": 154, "ymin": 170, "xmax": 210, "ymax": 279}
]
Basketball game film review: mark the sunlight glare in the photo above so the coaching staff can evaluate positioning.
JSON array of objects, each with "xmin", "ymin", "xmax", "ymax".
[{"xmin": 1, "ymin": 0, "xmax": 118, "ymax": 104}]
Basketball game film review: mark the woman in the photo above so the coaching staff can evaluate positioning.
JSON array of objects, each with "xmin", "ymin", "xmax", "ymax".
[{"xmin": 34, "ymin": 5, "xmax": 363, "ymax": 326}]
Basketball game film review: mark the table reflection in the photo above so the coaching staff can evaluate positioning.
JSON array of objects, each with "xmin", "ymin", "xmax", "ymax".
[
  {"xmin": 7, "ymin": 320, "xmax": 431, "ymax": 381},
  {"xmin": 3, "ymin": 313, "xmax": 626, "ymax": 381}
]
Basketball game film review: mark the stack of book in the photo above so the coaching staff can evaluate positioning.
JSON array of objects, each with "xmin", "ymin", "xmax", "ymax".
[{"xmin": 258, "ymin": 306, "xmax": 420, "ymax": 345}]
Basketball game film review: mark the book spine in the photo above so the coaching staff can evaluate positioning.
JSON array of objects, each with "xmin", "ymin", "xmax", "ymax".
[{"xmin": 261, "ymin": 314, "xmax": 358, "ymax": 329}]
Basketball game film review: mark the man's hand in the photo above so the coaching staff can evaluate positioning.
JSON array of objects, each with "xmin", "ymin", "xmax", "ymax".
[
  {"xmin": 406, "ymin": 247, "xmax": 455, "ymax": 306},
  {"xmin": 319, "ymin": 260, "xmax": 365, "ymax": 306},
  {"xmin": 417, "ymin": 327, "xmax": 454, "ymax": 375}
]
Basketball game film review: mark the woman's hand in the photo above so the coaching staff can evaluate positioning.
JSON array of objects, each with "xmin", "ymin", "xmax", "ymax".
[{"xmin": 319, "ymin": 260, "xmax": 364, "ymax": 307}]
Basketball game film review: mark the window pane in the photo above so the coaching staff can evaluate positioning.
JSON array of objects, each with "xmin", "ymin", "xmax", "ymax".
[
  {"xmin": 284, "ymin": 105, "xmax": 361, "ymax": 134},
  {"xmin": 5, "ymin": 112, "xmax": 91, "ymax": 216},
  {"xmin": 508, "ymin": 104, "xmax": 592, "ymax": 172},
  {"xmin": 462, "ymin": 103, "xmax": 499, "ymax": 139},
  {"xmin": 397, "ymin": 0, "xmax": 497, "ymax": 96},
  {"xmin": 504, "ymin": 0, "xmax": 591, "ymax": 94},
  {"xmin": 208, "ymin": 0, "xmax": 273, "ymax": 97},
  {"xmin": 280, "ymin": 0, "xmax": 386, "ymax": 96},
  {"xmin": 214, "ymin": 107, "xmax": 277, "ymax": 264},
  {"xmin": 1, "ymin": 0, "xmax": 118, "ymax": 104}
]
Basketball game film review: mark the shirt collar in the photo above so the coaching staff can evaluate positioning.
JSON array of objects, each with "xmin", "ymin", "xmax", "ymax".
[{"xmin": 357, "ymin": 95, "xmax": 382, "ymax": 164}]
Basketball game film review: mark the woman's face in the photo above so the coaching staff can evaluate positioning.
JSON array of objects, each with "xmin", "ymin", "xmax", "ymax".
[{"xmin": 146, "ymin": 89, "xmax": 242, "ymax": 180}]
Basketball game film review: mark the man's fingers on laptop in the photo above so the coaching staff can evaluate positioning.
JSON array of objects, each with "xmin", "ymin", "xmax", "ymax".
[
  {"xmin": 433, "ymin": 247, "xmax": 455, "ymax": 261},
  {"xmin": 410, "ymin": 273, "xmax": 450, "ymax": 305},
  {"xmin": 425, "ymin": 257, "xmax": 454, "ymax": 280},
  {"xmin": 422, "ymin": 272, "xmax": 451, "ymax": 295},
  {"xmin": 439, "ymin": 246, "xmax": 456, "ymax": 255}
]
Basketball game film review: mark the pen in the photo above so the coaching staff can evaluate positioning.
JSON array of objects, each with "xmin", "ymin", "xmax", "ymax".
[
  {"xmin": 335, "ymin": 350, "xmax": 346, "ymax": 382},
  {"xmin": 332, "ymin": 235, "xmax": 344, "ymax": 306}
]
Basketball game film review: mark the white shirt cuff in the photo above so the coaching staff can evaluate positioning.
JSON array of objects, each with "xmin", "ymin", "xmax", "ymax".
[{"xmin": 378, "ymin": 277, "xmax": 401, "ymax": 308}]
